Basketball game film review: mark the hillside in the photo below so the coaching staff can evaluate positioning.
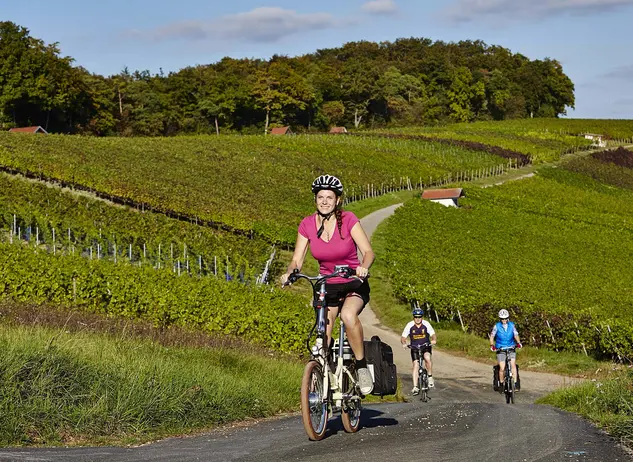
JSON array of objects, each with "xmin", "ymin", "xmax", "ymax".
[{"xmin": 0, "ymin": 132, "xmax": 507, "ymax": 245}]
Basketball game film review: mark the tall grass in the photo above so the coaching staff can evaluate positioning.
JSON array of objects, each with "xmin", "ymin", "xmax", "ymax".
[
  {"xmin": 0, "ymin": 323, "xmax": 302, "ymax": 446},
  {"xmin": 539, "ymin": 371, "xmax": 633, "ymax": 447}
]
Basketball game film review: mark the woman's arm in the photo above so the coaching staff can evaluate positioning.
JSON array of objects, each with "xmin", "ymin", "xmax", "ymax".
[
  {"xmin": 280, "ymin": 233, "xmax": 309, "ymax": 285},
  {"xmin": 350, "ymin": 222, "xmax": 374, "ymax": 278}
]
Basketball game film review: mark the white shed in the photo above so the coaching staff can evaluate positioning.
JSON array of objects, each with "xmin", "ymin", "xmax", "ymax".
[
  {"xmin": 580, "ymin": 133, "xmax": 607, "ymax": 148},
  {"xmin": 421, "ymin": 188, "xmax": 464, "ymax": 207}
]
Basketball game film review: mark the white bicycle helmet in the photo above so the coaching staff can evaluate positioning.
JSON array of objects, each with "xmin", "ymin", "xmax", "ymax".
[
  {"xmin": 311, "ymin": 174, "xmax": 343, "ymax": 196},
  {"xmin": 498, "ymin": 309, "xmax": 510, "ymax": 319}
]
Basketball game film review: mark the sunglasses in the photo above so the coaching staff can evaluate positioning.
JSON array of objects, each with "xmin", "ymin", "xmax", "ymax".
[{"xmin": 413, "ymin": 316, "xmax": 423, "ymax": 319}]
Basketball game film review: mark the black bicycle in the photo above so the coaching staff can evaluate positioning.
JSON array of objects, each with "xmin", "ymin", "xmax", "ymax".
[
  {"xmin": 408, "ymin": 344, "xmax": 432, "ymax": 402},
  {"xmin": 284, "ymin": 266, "xmax": 364, "ymax": 440},
  {"xmin": 495, "ymin": 346, "xmax": 519, "ymax": 404}
]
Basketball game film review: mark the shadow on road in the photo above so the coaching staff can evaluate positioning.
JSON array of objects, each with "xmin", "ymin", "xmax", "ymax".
[{"xmin": 324, "ymin": 407, "xmax": 399, "ymax": 439}]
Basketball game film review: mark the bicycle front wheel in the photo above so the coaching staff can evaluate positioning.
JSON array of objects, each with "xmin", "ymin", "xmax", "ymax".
[
  {"xmin": 301, "ymin": 360, "xmax": 329, "ymax": 440},
  {"xmin": 420, "ymin": 368, "xmax": 429, "ymax": 402},
  {"xmin": 341, "ymin": 371, "xmax": 361, "ymax": 433},
  {"xmin": 505, "ymin": 377, "xmax": 514, "ymax": 404}
]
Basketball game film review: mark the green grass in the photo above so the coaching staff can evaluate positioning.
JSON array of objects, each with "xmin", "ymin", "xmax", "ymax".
[
  {"xmin": 539, "ymin": 370, "xmax": 633, "ymax": 447},
  {"xmin": 0, "ymin": 321, "xmax": 304, "ymax": 446}
]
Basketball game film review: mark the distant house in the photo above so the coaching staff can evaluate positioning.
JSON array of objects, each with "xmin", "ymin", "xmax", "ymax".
[
  {"xmin": 8, "ymin": 126, "xmax": 48, "ymax": 134},
  {"xmin": 270, "ymin": 126, "xmax": 293, "ymax": 135},
  {"xmin": 580, "ymin": 133, "xmax": 607, "ymax": 148},
  {"xmin": 421, "ymin": 188, "xmax": 464, "ymax": 208},
  {"xmin": 329, "ymin": 126, "xmax": 348, "ymax": 134}
]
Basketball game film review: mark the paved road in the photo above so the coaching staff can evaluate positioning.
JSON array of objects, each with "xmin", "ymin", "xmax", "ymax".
[
  {"xmin": 1, "ymin": 204, "xmax": 631, "ymax": 461},
  {"xmin": 1, "ymin": 383, "xmax": 629, "ymax": 462}
]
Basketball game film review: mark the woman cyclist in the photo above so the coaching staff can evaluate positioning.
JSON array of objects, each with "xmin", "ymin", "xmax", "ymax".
[
  {"xmin": 490, "ymin": 309, "xmax": 522, "ymax": 392},
  {"xmin": 280, "ymin": 174, "xmax": 375, "ymax": 395}
]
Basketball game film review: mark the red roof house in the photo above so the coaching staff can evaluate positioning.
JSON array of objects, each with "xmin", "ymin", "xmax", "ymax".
[
  {"xmin": 421, "ymin": 188, "xmax": 464, "ymax": 207},
  {"xmin": 329, "ymin": 126, "xmax": 348, "ymax": 134},
  {"xmin": 8, "ymin": 126, "xmax": 48, "ymax": 134},
  {"xmin": 270, "ymin": 126, "xmax": 293, "ymax": 135}
]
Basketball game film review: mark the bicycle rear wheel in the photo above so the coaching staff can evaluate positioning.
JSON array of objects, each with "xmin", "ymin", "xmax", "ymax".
[
  {"xmin": 341, "ymin": 371, "xmax": 361, "ymax": 433},
  {"xmin": 301, "ymin": 360, "xmax": 329, "ymax": 440}
]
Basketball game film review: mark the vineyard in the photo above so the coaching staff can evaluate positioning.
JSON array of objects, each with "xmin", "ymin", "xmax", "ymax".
[
  {"xmin": 373, "ymin": 118, "xmax": 633, "ymax": 163},
  {"xmin": 379, "ymin": 166, "xmax": 633, "ymax": 359},
  {"xmin": 0, "ymin": 172, "xmax": 272, "ymax": 280},
  {"xmin": 563, "ymin": 147, "xmax": 633, "ymax": 192},
  {"xmin": 2, "ymin": 121, "xmax": 633, "ymax": 361},
  {"xmin": 0, "ymin": 241, "xmax": 312, "ymax": 354},
  {"xmin": 0, "ymin": 132, "xmax": 512, "ymax": 245}
]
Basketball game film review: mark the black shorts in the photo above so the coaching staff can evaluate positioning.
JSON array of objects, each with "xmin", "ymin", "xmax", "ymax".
[
  {"xmin": 315, "ymin": 278, "xmax": 370, "ymax": 310},
  {"xmin": 411, "ymin": 345, "xmax": 432, "ymax": 362}
]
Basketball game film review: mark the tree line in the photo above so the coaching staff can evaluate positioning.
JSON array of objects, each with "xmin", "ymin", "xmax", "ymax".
[{"xmin": 0, "ymin": 21, "xmax": 575, "ymax": 136}]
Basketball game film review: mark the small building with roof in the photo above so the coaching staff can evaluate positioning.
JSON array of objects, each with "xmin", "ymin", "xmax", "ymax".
[
  {"xmin": 270, "ymin": 126, "xmax": 293, "ymax": 135},
  {"xmin": 329, "ymin": 126, "xmax": 348, "ymax": 134},
  {"xmin": 421, "ymin": 188, "xmax": 464, "ymax": 207},
  {"xmin": 8, "ymin": 126, "xmax": 48, "ymax": 134},
  {"xmin": 580, "ymin": 133, "xmax": 606, "ymax": 148}
]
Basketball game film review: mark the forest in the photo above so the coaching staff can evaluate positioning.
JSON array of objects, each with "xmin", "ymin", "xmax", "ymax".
[{"xmin": 0, "ymin": 21, "xmax": 575, "ymax": 136}]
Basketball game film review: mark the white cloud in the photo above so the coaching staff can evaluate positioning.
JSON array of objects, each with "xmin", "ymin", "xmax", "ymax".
[
  {"xmin": 443, "ymin": 0, "xmax": 633, "ymax": 22},
  {"xmin": 362, "ymin": 0, "xmax": 398, "ymax": 14},
  {"xmin": 135, "ymin": 7, "xmax": 340, "ymax": 43}
]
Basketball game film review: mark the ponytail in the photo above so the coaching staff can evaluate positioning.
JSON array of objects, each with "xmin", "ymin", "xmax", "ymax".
[{"xmin": 335, "ymin": 206, "xmax": 343, "ymax": 238}]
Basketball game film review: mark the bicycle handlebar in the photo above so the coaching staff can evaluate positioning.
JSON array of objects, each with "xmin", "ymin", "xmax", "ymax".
[
  {"xmin": 494, "ymin": 345, "xmax": 521, "ymax": 353},
  {"xmin": 407, "ymin": 344, "xmax": 433, "ymax": 350},
  {"xmin": 282, "ymin": 266, "xmax": 365, "ymax": 288}
]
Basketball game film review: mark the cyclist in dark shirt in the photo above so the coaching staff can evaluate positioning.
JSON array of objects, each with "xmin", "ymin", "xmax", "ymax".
[{"xmin": 401, "ymin": 308, "xmax": 437, "ymax": 395}]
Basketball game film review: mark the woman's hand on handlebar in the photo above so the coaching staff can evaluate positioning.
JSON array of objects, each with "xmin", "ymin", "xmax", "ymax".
[
  {"xmin": 355, "ymin": 266, "xmax": 369, "ymax": 279},
  {"xmin": 280, "ymin": 268, "xmax": 299, "ymax": 287}
]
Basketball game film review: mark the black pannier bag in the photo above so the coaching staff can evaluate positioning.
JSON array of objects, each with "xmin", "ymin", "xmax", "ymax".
[{"xmin": 363, "ymin": 335, "xmax": 397, "ymax": 396}]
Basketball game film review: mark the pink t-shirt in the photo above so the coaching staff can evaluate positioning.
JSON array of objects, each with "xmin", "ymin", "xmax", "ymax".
[{"xmin": 298, "ymin": 211, "xmax": 361, "ymax": 284}]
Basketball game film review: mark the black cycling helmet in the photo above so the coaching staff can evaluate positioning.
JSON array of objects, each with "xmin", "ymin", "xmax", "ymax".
[{"xmin": 312, "ymin": 174, "xmax": 343, "ymax": 196}]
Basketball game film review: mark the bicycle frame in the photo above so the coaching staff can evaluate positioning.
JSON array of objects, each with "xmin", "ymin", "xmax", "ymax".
[
  {"xmin": 287, "ymin": 267, "xmax": 363, "ymax": 439},
  {"xmin": 409, "ymin": 344, "xmax": 431, "ymax": 401},
  {"xmin": 496, "ymin": 346, "xmax": 516, "ymax": 403},
  {"xmin": 312, "ymin": 276, "xmax": 360, "ymax": 409}
]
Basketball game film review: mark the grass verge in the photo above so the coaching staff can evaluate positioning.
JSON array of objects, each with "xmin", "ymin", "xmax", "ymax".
[
  {"xmin": 0, "ymin": 301, "xmax": 399, "ymax": 446},
  {"xmin": 538, "ymin": 370, "xmax": 633, "ymax": 447},
  {"xmin": 0, "ymin": 320, "xmax": 303, "ymax": 446}
]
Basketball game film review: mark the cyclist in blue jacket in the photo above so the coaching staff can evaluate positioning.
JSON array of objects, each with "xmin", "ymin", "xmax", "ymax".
[{"xmin": 489, "ymin": 309, "xmax": 522, "ymax": 392}]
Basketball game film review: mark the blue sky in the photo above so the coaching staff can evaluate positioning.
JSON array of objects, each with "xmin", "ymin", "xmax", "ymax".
[{"xmin": 5, "ymin": 0, "xmax": 633, "ymax": 119}]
